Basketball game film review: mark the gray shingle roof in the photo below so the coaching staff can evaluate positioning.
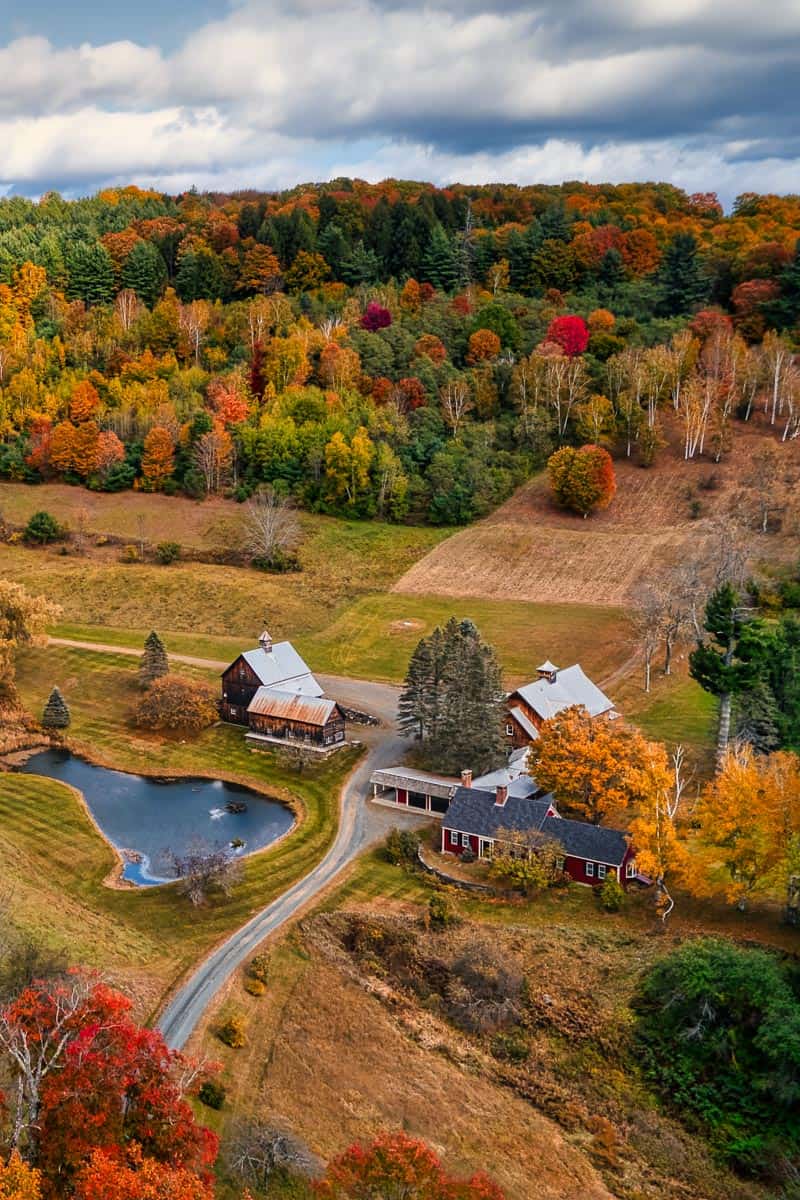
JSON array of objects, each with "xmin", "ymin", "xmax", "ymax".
[
  {"xmin": 443, "ymin": 787, "xmax": 554, "ymax": 839},
  {"xmin": 543, "ymin": 816, "xmax": 628, "ymax": 865}
]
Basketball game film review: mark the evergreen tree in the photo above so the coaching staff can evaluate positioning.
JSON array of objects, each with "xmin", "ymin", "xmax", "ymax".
[
  {"xmin": 139, "ymin": 630, "xmax": 169, "ymax": 688},
  {"xmin": 765, "ymin": 238, "xmax": 800, "ymax": 330},
  {"xmin": 733, "ymin": 680, "xmax": 781, "ymax": 754},
  {"xmin": 42, "ymin": 686, "xmax": 70, "ymax": 729},
  {"xmin": 689, "ymin": 584, "xmax": 757, "ymax": 765},
  {"xmin": 175, "ymin": 249, "xmax": 225, "ymax": 301},
  {"xmin": 341, "ymin": 242, "xmax": 380, "ymax": 286},
  {"xmin": 398, "ymin": 618, "xmax": 505, "ymax": 774},
  {"xmin": 422, "ymin": 226, "xmax": 458, "ymax": 291},
  {"xmin": 66, "ymin": 242, "xmax": 115, "ymax": 306},
  {"xmin": 657, "ymin": 232, "xmax": 709, "ymax": 316},
  {"xmin": 122, "ymin": 240, "xmax": 168, "ymax": 306},
  {"xmin": 538, "ymin": 202, "xmax": 572, "ymax": 242}
]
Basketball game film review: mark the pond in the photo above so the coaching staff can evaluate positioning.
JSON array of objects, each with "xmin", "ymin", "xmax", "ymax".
[{"xmin": 19, "ymin": 749, "xmax": 295, "ymax": 886}]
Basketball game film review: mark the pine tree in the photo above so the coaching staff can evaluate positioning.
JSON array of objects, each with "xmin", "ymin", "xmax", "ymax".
[
  {"xmin": 66, "ymin": 242, "xmax": 115, "ymax": 307},
  {"xmin": 689, "ymin": 584, "xmax": 757, "ymax": 766},
  {"xmin": 42, "ymin": 686, "xmax": 70, "ymax": 729},
  {"xmin": 121, "ymin": 240, "xmax": 168, "ymax": 306},
  {"xmin": 139, "ymin": 631, "xmax": 169, "ymax": 688},
  {"xmin": 422, "ymin": 225, "xmax": 458, "ymax": 291},
  {"xmin": 657, "ymin": 232, "xmax": 709, "ymax": 316},
  {"xmin": 734, "ymin": 680, "xmax": 781, "ymax": 754}
]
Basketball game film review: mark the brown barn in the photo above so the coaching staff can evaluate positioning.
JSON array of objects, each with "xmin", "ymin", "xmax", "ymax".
[
  {"xmin": 505, "ymin": 660, "xmax": 617, "ymax": 749},
  {"xmin": 221, "ymin": 630, "xmax": 346, "ymax": 749}
]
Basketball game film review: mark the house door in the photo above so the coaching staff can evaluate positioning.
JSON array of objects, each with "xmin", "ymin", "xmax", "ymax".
[{"xmin": 479, "ymin": 839, "xmax": 492, "ymax": 859}]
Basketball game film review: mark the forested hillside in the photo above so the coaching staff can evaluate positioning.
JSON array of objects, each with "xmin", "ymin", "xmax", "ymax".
[{"xmin": 0, "ymin": 179, "xmax": 799, "ymax": 525}]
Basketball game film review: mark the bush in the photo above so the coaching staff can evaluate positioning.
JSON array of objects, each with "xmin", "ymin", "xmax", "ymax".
[
  {"xmin": 547, "ymin": 445, "xmax": 616, "ymax": 516},
  {"xmin": 134, "ymin": 676, "xmax": 218, "ymax": 731},
  {"xmin": 243, "ymin": 976, "xmax": 266, "ymax": 997},
  {"xmin": 251, "ymin": 550, "xmax": 302, "ymax": 573},
  {"xmin": 198, "ymin": 1080, "xmax": 227, "ymax": 1109},
  {"xmin": 120, "ymin": 544, "xmax": 140, "ymax": 563},
  {"xmin": 491, "ymin": 1030, "xmax": 530, "ymax": 1063},
  {"xmin": 217, "ymin": 1013, "xmax": 247, "ymax": 1049},
  {"xmin": 24, "ymin": 510, "xmax": 61, "ymax": 544},
  {"xmin": 598, "ymin": 871, "xmax": 625, "ymax": 912},
  {"xmin": 636, "ymin": 938, "xmax": 800, "ymax": 1175},
  {"xmin": 155, "ymin": 540, "xmax": 181, "ymax": 564},
  {"xmin": 428, "ymin": 893, "xmax": 454, "ymax": 930},
  {"xmin": 247, "ymin": 952, "xmax": 270, "ymax": 984},
  {"xmin": 384, "ymin": 828, "xmax": 420, "ymax": 866}
]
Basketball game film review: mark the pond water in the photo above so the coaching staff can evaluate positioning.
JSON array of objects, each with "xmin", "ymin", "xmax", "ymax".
[{"xmin": 19, "ymin": 749, "xmax": 295, "ymax": 886}]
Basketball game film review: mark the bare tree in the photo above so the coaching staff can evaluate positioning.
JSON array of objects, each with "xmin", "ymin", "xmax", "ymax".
[
  {"xmin": 226, "ymin": 1117, "xmax": 319, "ymax": 1192},
  {"xmin": 242, "ymin": 489, "xmax": 300, "ymax": 564},
  {"xmin": 631, "ymin": 586, "xmax": 665, "ymax": 694},
  {"xmin": 440, "ymin": 377, "xmax": 472, "ymax": 436},
  {"xmin": 164, "ymin": 842, "xmax": 243, "ymax": 906},
  {"xmin": 747, "ymin": 444, "xmax": 781, "ymax": 533},
  {"xmin": 115, "ymin": 288, "xmax": 142, "ymax": 333}
]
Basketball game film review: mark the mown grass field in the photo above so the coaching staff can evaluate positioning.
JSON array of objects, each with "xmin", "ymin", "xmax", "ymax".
[{"xmin": 7, "ymin": 644, "xmax": 362, "ymax": 1017}]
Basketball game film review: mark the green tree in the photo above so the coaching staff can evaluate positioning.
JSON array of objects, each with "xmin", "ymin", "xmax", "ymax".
[
  {"xmin": 689, "ymin": 584, "xmax": 758, "ymax": 765},
  {"xmin": 138, "ymin": 630, "xmax": 169, "ymax": 688},
  {"xmin": 121, "ymin": 239, "xmax": 168, "ymax": 306},
  {"xmin": 422, "ymin": 225, "xmax": 458, "ymax": 291},
  {"xmin": 66, "ymin": 242, "xmax": 115, "ymax": 306},
  {"xmin": 733, "ymin": 679, "xmax": 781, "ymax": 754},
  {"xmin": 24, "ymin": 511, "xmax": 61, "ymax": 544},
  {"xmin": 657, "ymin": 232, "xmax": 708, "ymax": 316},
  {"xmin": 41, "ymin": 686, "xmax": 70, "ymax": 730}
]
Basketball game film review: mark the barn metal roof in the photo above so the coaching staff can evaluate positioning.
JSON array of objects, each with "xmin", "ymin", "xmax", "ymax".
[
  {"xmin": 509, "ymin": 706, "xmax": 539, "ymax": 741},
  {"xmin": 515, "ymin": 664, "xmax": 613, "ymax": 721},
  {"xmin": 247, "ymin": 687, "xmax": 340, "ymax": 727},
  {"xmin": 237, "ymin": 641, "xmax": 324, "ymax": 697}
]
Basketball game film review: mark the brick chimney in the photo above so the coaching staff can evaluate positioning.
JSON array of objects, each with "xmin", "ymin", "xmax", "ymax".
[
  {"xmin": 461, "ymin": 769, "xmax": 473, "ymax": 789},
  {"xmin": 495, "ymin": 785, "xmax": 508, "ymax": 807}
]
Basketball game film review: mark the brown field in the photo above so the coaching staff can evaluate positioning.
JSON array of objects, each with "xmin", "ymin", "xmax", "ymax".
[{"xmin": 395, "ymin": 430, "xmax": 800, "ymax": 606}]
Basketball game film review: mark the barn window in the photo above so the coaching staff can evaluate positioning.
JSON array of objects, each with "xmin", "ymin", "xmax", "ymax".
[
  {"xmin": 597, "ymin": 864, "xmax": 607, "ymax": 880},
  {"xmin": 230, "ymin": 707, "xmax": 238, "ymax": 717},
  {"xmin": 585, "ymin": 862, "xmax": 595, "ymax": 877},
  {"xmin": 626, "ymin": 860, "xmax": 636, "ymax": 879},
  {"xmin": 505, "ymin": 723, "xmax": 514, "ymax": 736}
]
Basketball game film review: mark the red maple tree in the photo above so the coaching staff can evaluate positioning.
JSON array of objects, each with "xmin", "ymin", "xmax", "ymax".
[{"xmin": 544, "ymin": 315, "xmax": 589, "ymax": 356}]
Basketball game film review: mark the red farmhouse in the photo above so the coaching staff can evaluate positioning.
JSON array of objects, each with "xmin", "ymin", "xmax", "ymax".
[{"xmin": 441, "ymin": 781, "xmax": 638, "ymax": 886}]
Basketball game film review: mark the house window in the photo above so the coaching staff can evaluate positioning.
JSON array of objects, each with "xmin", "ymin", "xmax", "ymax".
[
  {"xmin": 461, "ymin": 833, "xmax": 471, "ymax": 849},
  {"xmin": 597, "ymin": 864, "xmax": 607, "ymax": 880},
  {"xmin": 449, "ymin": 830, "xmax": 459, "ymax": 846},
  {"xmin": 626, "ymin": 860, "xmax": 636, "ymax": 879},
  {"xmin": 555, "ymin": 856, "xmax": 564, "ymax": 872},
  {"xmin": 585, "ymin": 862, "xmax": 595, "ymax": 878},
  {"xmin": 505, "ymin": 723, "xmax": 514, "ymax": 736}
]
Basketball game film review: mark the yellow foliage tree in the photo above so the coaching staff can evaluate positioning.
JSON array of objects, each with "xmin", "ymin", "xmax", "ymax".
[
  {"xmin": 0, "ymin": 1152, "xmax": 42, "ymax": 1200},
  {"xmin": 627, "ymin": 744, "xmax": 690, "ymax": 920},
  {"xmin": 0, "ymin": 581, "xmax": 61, "ymax": 703},
  {"xmin": 530, "ymin": 705, "xmax": 651, "ymax": 824}
]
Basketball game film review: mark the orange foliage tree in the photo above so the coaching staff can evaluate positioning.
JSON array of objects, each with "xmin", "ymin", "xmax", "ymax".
[
  {"xmin": 71, "ymin": 421, "xmax": 100, "ymax": 479},
  {"xmin": 141, "ymin": 426, "xmax": 175, "ymax": 490},
  {"xmin": 530, "ymin": 705, "xmax": 652, "ymax": 824},
  {"xmin": 414, "ymin": 334, "xmax": 447, "ymax": 364},
  {"xmin": 316, "ymin": 1132, "xmax": 505, "ymax": 1200},
  {"xmin": 48, "ymin": 421, "xmax": 79, "ymax": 476},
  {"xmin": 69, "ymin": 380, "xmax": 101, "ymax": 424},
  {"xmin": 73, "ymin": 1147, "xmax": 213, "ymax": 1200},
  {"xmin": 466, "ymin": 329, "xmax": 501, "ymax": 365},
  {"xmin": 547, "ymin": 444, "xmax": 616, "ymax": 516},
  {"xmin": 0, "ymin": 1154, "xmax": 41, "ymax": 1200}
]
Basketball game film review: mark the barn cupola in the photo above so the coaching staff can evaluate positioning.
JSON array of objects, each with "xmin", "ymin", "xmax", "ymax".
[
  {"xmin": 259, "ymin": 629, "xmax": 273, "ymax": 654},
  {"xmin": 536, "ymin": 660, "xmax": 559, "ymax": 684}
]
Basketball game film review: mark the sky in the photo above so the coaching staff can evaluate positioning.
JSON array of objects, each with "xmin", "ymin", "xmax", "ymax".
[{"xmin": 1, "ymin": 0, "xmax": 799, "ymax": 205}]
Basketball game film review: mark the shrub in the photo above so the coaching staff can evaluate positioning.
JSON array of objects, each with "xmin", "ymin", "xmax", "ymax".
[
  {"xmin": 251, "ymin": 549, "xmax": 301, "ymax": 573},
  {"xmin": 24, "ymin": 510, "xmax": 61, "ymax": 544},
  {"xmin": 636, "ymin": 938, "xmax": 800, "ymax": 1175},
  {"xmin": 243, "ymin": 976, "xmax": 266, "ymax": 997},
  {"xmin": 384, "ymin": 827, "xmax": 420, "ymax": 865},
  {"xmin": 247, "ymin": 952, "xmax": 270, "ymax": 985},
  {"xmin": 428, "ymin": 893, "xmax": 454, "ymax": 930},
  {"xmin": 491, "ymin": 1030, "xmax": 530, "ymax": 1063},
  {"xmin": 198, "ymin": 1080, "xmax": 226, "ymax": 1109},
  {"xmin": 154, "ymin": 540, "xmax": 181, "ymax": 564},
  {"xmin": 134, "ymin": 676, "xmax": 218, "ymax": 731},
  {"xmin": 599, "ymin": 870, "xmax": 625, "ymax": 912},
  {"xmin": 120, "ymin": 544, "xmax": 139, "ymax": 563},
  {"xmin": 217, "ymin": 1013, "xmax": 247, "ymax": 1049}
]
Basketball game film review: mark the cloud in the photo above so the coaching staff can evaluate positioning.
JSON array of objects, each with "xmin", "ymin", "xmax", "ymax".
[{"xmin": 0, "ymin": 0, "xmax": 798, "ymax": 202}]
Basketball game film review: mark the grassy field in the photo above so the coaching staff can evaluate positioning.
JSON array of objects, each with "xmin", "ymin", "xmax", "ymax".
[{"xmin": 7, "ymin": 644, "xmax": 362, "ymax": 1017}]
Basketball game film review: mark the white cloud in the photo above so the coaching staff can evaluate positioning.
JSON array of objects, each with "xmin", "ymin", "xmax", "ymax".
[{"xmin": 0, "ymin": 0, "xmax": 797, "ymax": 201}]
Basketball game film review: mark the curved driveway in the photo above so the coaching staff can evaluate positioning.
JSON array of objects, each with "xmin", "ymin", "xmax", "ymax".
[{"xmin": 157, "ymin": 674, "xmax": 407, "ymax": 1050}]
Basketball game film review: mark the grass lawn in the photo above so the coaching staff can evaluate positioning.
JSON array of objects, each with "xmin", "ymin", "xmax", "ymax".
[
  {"xmin": 8, "ymin": 644, "xmax": 362, "ymax": 1018},
  {"xmin": 297, "ymin": 592, "xmax": 632, "ymax": 685}
]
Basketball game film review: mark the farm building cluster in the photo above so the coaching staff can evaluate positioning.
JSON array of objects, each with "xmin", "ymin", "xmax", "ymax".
[{"xmin": 371, "ymin": 659, "xmax": 639, "ymax": 887}]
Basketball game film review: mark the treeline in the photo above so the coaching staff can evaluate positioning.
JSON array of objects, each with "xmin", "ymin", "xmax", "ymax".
[{"xmin": 0, "ymin": 180, "xmax": 798, "ymax": 526}]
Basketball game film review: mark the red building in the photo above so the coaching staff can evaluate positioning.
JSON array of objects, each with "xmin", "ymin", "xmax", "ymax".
[{"xmin": 441, "ymin": 782, "xmax": 638, "ymax": 886}]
